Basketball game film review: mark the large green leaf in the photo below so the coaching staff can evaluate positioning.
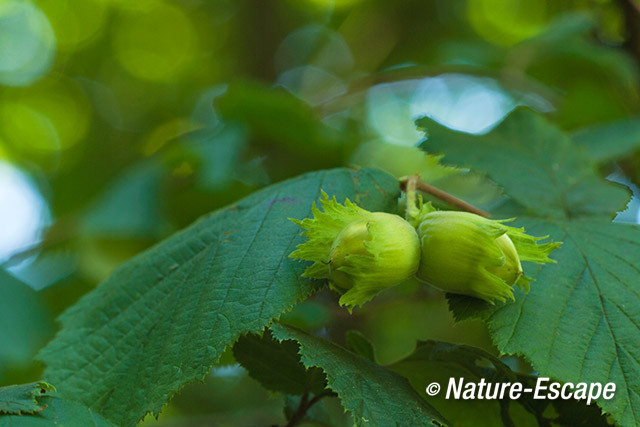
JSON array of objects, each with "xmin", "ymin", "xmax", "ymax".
[
  {"xmin": 448, "ymin": 219, "xmax": 640, "ymax": 427},
  {"xmin": 0, "ymin": 382, "xmax": 54, "ymax": 415},
  {"xmin": 38, "ymin": 168, "xmax": 400, "ymax": 427},
  {"xmin": 417, "ymin": 109, "xmax": 630, "ymax": 219},
  {"xmin": 0, "ymin": 381, "xmax": 114, "ymax": 426},
  {"xmin": 0, "ymin": 396, "xmax": 116, "ymax": 427},
  {"xmin": 572, "ymin": 118, "xmax": 640, "ymax": 163},
  {"xmin": 270, "ymin": 323, "xmax": 447, "ymax": 426}
]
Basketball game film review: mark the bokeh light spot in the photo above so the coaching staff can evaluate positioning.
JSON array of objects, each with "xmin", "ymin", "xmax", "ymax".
[
  {"xmin": 0, "ymin": 78, "xmax": 92, "ymax": 153},
  {"xmin": 112, "ymin": 2, "xmax": 197, "ymax": 82},
  {"xmin": 37, "ymin": 0, "xmax": 108, "ymax": 51},
  {"xmin": 468, "ymin": 0, "xmax": 548, "ymax": 46},
  {"xmin": 365, "ymin": 74, "xmax": 523, "ymax": 146},
  {"xmin": 410, "ymin": 74, "xmax": 515, "ymax": 135},
  {"xmin": 0, "ymin": 161, "xmax": 50, "ymax": 262},
  {"xmin": 0, "ymin": 102, "xmax": 60, "ymax": 151},
  {"xmin": 366, "ymin": 81, "xmax": 423, "ymax": 146},
  {"xmin": 0, "ymin": 0, "xmax": 56, "ymax": 86}
]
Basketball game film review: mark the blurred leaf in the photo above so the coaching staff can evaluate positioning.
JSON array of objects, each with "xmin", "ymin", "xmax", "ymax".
[
  {"xmin": 0, "ymin": 270, "xmax": 54, "ymax": 381},
  {"xmin": 523, "ymin": 12, "xmax": 595, "ymax": 45},
  {"xmin": 516, "ymin": 13, "xmax": 638, "ymax": 91},
  {"xmin": 233, "ymin": 330, "xmax": 327, "ymax": 396},
  {"xmin": 234, "ymin": 156, "xmax": 271, "ymax": 187},
  {"xmin": 448, "ymin": 219, "xmax": 640, "ymax": 427},
  {"xmin": 38, "ymin": 168, "xmax": 400, "ymax": 426},
  {"xmin": 0, "ymin": 395, "xmax": 115, "ymax": 426},
  {"xmin": 418, "ymin": 108, "xmax": 630, "ymax": 219},
  {"xmin": 0, "ymin": 382, "xmax": 54, "ymax": 415},
  {"xmin": 508, "ymin": 13, "xmax": 638, "ymax": 129},
  {"xmin": 167, "ymin": 126, "xmax": 249, "ymax": 191},
  {"xmin": 572, "ymin": 118, "xmax": 640, "ymax": 163},
  {"xmin": 81, "ymin": 160, "xmax": 168, "ymax": 238},
  {"xmin": 215, "ymin": 81, "xmax": 349, "ymax": 155},
  {"xmin": 270, "ymin": 323, "xmax": 448, "ymax": 426},
  {"xmin": 8, "ymin": 250, "xmax": 77, "ymax": 292},
  {"xmin": 345, "ymin": 330, "xmax": 375, "ymax": 362}
]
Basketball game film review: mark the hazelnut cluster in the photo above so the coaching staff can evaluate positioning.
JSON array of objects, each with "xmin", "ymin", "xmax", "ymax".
[{"xmin": 290, "ymin": 191, "xmax": 561, "ymax": 310}]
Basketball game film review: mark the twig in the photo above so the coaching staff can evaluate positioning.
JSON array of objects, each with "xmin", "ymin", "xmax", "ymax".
[
  {"xmin": 399, "ymin": 174, "xmax": 491, "ymax": 218},
  {"xmin": 284, "ymin": 392, "xmax": 309, "ymax": 427},
  {"xmin": 498, "ymin": 399, "xmax": 516, "ymax": 427},
  {"xmin": 284, "ymin": 390, "xmax": 333, "ymax": 427}
]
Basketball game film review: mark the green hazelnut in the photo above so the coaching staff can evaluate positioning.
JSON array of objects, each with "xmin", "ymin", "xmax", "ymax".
[
  {"xmin": 487, "ymin": 233, "xmax": 523, "ymax": 286},
  {"xmin": 414, "ymin": 205, "xmax": 561, "ymax": 303},
  {"xmin": 290, "ymin": 192, "xmax": 421, "ymax": 310}
]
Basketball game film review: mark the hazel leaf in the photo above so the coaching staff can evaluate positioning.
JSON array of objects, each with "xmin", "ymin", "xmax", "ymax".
[
  {"xmin": 0, "ymin": 382, "xmax": 55, "ymax": 415},
  {"xmin": 572, "ymin": 118, "xmax": 640, "ymax": 163},
  {"xmin": 0, "ymin": 394, "xmax": 116, "ymax": 426},
  {"xmin": 448, "ymin": 219, "xmax": 640, "ymax": 427},
  {"xmin": 233, "ymin": 329, "xmax": 327, "ymax": 396},
  {"xmin": 417, "ymin": 108, "xmax": 631, "ymax": 220},
  {"xmin": 270, "ymin": 323, "xmax": 448, "ymax": 426},
  {"xmin": 37, "ymin": 168, "xmax": 400, "ymax": 427}
]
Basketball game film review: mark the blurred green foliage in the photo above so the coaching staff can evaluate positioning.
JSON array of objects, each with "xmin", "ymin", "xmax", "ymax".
[{"xmin": 1, "ymin": 0, "xmax": 640, "ymax": 425}]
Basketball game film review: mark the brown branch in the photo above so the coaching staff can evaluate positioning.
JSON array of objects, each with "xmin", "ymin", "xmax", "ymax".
[
  {"xmin": 284, "ymin": 392, "xmax": 309, "ymax": 427},
  {"xmin": 284, "ymin": 390, "xmax": 333, "ymax": 427},
  {"xmin": 399, "ymin": 174, "xmax": 491, "ymax": 218},
  {"xmin": 306, "ymin": 392, "xmax": 330, "ymax": 409}
]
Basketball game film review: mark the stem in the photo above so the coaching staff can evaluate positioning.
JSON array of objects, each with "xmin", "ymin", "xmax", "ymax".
[
  {"xmin": 284, "ymin": 391, "xmax": 333, "ymax": 427},
  {"xmin": 498, "ymin": 399, "xmax": 516, "ymax": 427},
  {"xmin": 399, "ymin": 174, "xmax": 491, "ymax": 218},
  {"xmin": 404, "ymin": 174, "xmax": 420, "ymax": 223},
  {"xmin": 306, "ymin": 392, "xmax": 328, "ymax": 409},
  {"xmin": 284, "ymin": 392, "xmax": 309, "ymax": 427}
]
